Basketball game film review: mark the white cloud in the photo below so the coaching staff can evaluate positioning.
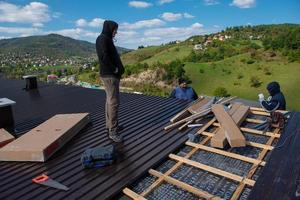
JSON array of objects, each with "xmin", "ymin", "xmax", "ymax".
[
  {"xmin": 75, "ymin": 19, "xmax": 87, "ymax": 27},
  {"xmin": 75, "ymin": 18, "xmax": 105, "ymax": 28},
  {"xmin": 203, "ymin": 0, "xmax": 219, "ymax": 5},
  {"xmin": 158, "ymin": 0, "xmax": 174, "ymax": 5},
  {"xmin": 161, "ymin": 12, "xmax": 182, "ymax": 22},
  {"xmin": 0, "ymin": 26, "xmax": 42, "ymax": 37},
  {"xmin": 160, "ymin": 12, "xmax": 194, "ymax": 22},
  {"xmin": 121, "ymin": 19, "xmax": 165, "ymax": 30},
  {"xmin": 183, "ymin": 13, "xmax": 195, "ymax": 19},
  {"xmin": 116, "ymin": 22, "xmax": 208, "ymax": 48},
  {"xmin": 0, "ymin": 36, "xmax": 10, "ymax": 40},
  {"xmin": 33, "ymin": 23, "xmax": 44, "ymax": 28},
  {"xmin": 129, "ymin": 1, "xmax": 153, "ymax": 8},
  {"xmin": 144, "ymin": 23, "xmax": 204, "ymax": 39},
  {"xmin": 231, "ymin": 0, "xmax": 256, "ymax": 8},
  {"xmin": 0, "ymin": 2, "xmax": 51, "ymax": 26},
  {"xmin": 48, "ymin": 28, "xmax": 98, "ymax": 40}
]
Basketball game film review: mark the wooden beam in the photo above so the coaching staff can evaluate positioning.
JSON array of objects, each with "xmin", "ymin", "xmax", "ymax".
[
  {"xmin": 212, "ymin": 104, "xmax": 246, "ymax": 147},
  {"xmin": 169, "ymin": 154, "xmax": 255, "ymax": 186},
  {"xmin": 230, "ymin": 128, "xmax": 280, "ymax": 200},
  {"xmin": 211, "ymin": 105, "xmax": 249, "ymax": 148},
  {"xmin": 149, "ymin": 169, "xmax": 220, "ymax": 200},
  {"xmin": 250, "ymin": 107, "xmax": 287, "ymax": 113},
  {"xmin": 123, "ymin": 188, "xmax": 147, "ymax": 200},
  {"xmin": 245, "ymin": 118, "xmax": 265, "ymax": 124},
  {"xmin": 212, "ymin": 123, "xmax": 281, "ymax": 138},
  {"xmin": 178, "ymin": 120, "xmax": 194, "ymax": 131},
  {"xmin": 200, "ymin": 131, "xmax": 274, "ymax": 150},
  {"xmin": 196, "ymin": 117, "xmax": 216, "ymax": 134},
  {"xmin": 186, "ymin": 142, "xmax": 266, "ymax": 166},
  {"xmin": 251, "ymin": 110, "xmax": 271, "ymax": 116}
]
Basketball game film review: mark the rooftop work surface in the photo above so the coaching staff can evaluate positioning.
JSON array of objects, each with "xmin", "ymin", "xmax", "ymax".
[{"xmin": 0, "ymin": 78, "xmax": 196, "ymax": 200}]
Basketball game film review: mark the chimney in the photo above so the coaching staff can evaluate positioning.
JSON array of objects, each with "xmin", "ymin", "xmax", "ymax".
[{"xmin": 0, "ymin": 98, "xmax": 16, "ymax": 133}]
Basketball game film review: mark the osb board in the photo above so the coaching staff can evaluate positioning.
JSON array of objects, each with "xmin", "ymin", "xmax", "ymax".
[
  {"xmin": 0, "ymin": 113, "xmax": 90, "ymax": 162},
  {"xmin": 0, "ymin": 128, "xmax": 15, "ymax": 148}
]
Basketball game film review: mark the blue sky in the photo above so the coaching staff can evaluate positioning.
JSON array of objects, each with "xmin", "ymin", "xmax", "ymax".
[{"xmin": 0, "ymin": 0, "xmax": 299, "ymax": 49}]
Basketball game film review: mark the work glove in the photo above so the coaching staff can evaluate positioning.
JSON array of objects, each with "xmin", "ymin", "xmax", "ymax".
[{"xmin": 258, "ymin": 93, "xmax": 265, "ymax": 102}]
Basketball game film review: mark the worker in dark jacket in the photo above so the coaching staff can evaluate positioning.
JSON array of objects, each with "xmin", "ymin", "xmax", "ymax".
[
  {"xmin": 96, "ymin": 20, "xmax": 124, "ymax": 142},
  {"xmin": 258, "ymin": 81, "xmax": 286, "ymax": 112},
  {"xmin": 170, "ymin": 78, "xmax": 198, "ymax": 101}
]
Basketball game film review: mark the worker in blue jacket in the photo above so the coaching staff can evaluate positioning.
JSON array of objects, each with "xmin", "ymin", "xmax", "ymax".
[
  {"xmin": 258, "ymin": 81, "xmax": 286, "ymax": 112},
  {"xmin": 170, "ymin": 78, "xmax": 198, "ymax": 101}
]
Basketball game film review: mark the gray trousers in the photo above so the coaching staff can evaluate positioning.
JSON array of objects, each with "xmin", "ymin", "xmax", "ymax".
[{"xmin": 101, "ymin": 77, "xmax": 120, "ymax": 134}]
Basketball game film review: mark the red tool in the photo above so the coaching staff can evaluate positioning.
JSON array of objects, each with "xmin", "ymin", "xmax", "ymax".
[{"xmin": 32, "ymin": 174, "xmax": 69, "ymax": 191}]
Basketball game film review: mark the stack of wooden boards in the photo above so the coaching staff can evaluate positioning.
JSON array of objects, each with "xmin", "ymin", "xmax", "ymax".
[
  {"xmin": 0, "ymin": 113, "xmax": 90, "ymax": 162},
  {"xmin": 164, "ymin": 96, "xmax": 250, "ymax": 148},
  {"xmin": 164, "ymin": 96, "xmax": 237, "ymax": 131}
]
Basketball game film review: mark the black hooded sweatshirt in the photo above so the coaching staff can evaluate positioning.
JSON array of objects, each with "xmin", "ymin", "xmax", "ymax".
[
  {"xmin": 96, "ymin": 20, "xmax": 124, "ymax": 79},
  {"xmin": 261, "ymin": 81, "xmax": 286, "ymax": 111}
]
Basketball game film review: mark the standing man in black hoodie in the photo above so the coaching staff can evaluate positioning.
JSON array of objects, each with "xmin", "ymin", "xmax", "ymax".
[{"xmin": 96, "ymin": 20, "xmax": 125, "ymax": 142}]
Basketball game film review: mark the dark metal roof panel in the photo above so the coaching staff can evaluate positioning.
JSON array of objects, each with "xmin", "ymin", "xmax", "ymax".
[{"xmin": 0, "ymin": 79, "xmax": 194, "ymax": 200}]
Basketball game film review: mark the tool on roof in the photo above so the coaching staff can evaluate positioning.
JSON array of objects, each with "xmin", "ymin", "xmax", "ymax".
[{"xmin": 32, "ymin": 174, "xmax": 69, "ymax": 191}]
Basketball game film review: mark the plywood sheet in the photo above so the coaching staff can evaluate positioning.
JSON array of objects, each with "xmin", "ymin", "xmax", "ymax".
[
  {"xmin": 0, "ymin": 128, "xmax": 15, "ymax": 148},
  {"xmin": 0, "ymin": 113, "xmax": 90, "ymax": 162}
]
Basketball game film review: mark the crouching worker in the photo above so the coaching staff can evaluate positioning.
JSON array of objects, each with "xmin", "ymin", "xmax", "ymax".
[
  {"xmin": 170, "ymin": 78, "xmax": 198, "ymax": 101},
  {"xmin": 258, "ymin": 81, "xmax": 286, "ymax": 112},
  {"xmin": 96, "ymin": 20, "xmax": 125, "ymax": 142}
]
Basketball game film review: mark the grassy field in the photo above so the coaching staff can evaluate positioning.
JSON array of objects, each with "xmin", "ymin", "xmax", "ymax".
[
  {"xmin": 141, "ymin": 45, "xmax": 193, "ymax": 65},
  {"xmin": 121, "ymin": 43, "xmax": 192, "ymax": 65},
  {"xmin": 184, "ymin": 54, "xmax": 300, "ymax": 111}
]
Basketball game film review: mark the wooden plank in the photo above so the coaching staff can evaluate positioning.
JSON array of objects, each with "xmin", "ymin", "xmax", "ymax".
[
  {"xmin": 212, "ymin": 104, "xmax": 246, "ymax": 147},
  {"xmin": 186, "ymin": 142, "xmax": 266, "ymax": 166},
  {"xmin": 212, "ymin": 123, "xmax": 281, "ymax": 138},
  {"xmin": 251, "ymin": 110, "xmax": 271, "ymax": 116},
  {"xmin": 187, "ymin": 97, "xmax": 211, "ymax": 114},
  {"xmin": 230, "ymin": 128, "xmax": 280, "ymax": 200},
  {"xmin": 250, "ymin": 107, "xmax": 287, "ymax": 113},
  {"xmin": 196, "ymin": 117, "xmax": 216, "ymax": 134},
  {"xmin": 123, "ymin": 188, "xmax": 147, "ymax": 200},
  {"xmin": 170, "ymin": 97, "xmax": 204, "ymax": 123},
  {"xmin": 149, "ymin": 169, "xmax": 220, "ymax": 200},
  {"xmin": 169, "ymin": 154, "xmax": 255, "ymax": 186},
  {"xmin": 245, "ymin": 118, "xmax": 265, "ymax": 124},
  {"xmin": 211, "ymin": 104, "xmax": 248, "ymax": 148}
]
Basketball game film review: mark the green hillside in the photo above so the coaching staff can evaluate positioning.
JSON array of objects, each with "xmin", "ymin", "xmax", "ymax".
[
  {"xmin": 0, "ymin": 34, "xmax": 131, "ymax": 58},
  {"xmin": 120, "ymin": 24, "xmax": 300, "ymax": 111}
]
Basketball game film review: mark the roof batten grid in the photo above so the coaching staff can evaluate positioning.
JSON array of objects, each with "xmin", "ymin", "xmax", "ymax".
[
  {"xmin": 123, "ymin": 107, "xmax": 283, "ymax": 199},
  {"xmin": 5, "ymin": 97, "xmax": 187, "ymax": 199}
]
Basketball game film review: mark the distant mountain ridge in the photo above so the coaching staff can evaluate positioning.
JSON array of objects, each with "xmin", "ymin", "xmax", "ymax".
[{"xmin": 0, "ymin": 34, "xmax": 131, "ymax": 58}]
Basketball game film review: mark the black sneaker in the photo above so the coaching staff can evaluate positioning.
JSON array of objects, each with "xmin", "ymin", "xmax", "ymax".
[
  {"xmin": 109, "ymin": 133, "xmax": 123, "ymax": 143},
  {"xmin": 106, "ymin": 125, "xmax": 124, "ymax": 133},
  {"xmin": 117, "ymin": 125, "xmax": 124, "ymax": 132}
]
